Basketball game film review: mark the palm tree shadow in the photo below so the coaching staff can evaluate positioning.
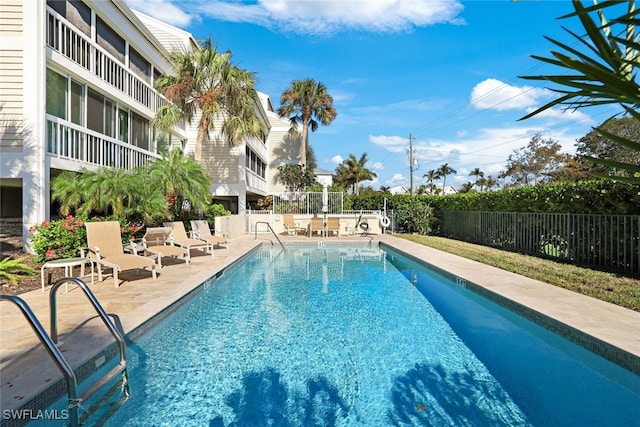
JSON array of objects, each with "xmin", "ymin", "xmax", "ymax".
[
  {"xmin": 210, "ymin": 367, "xmax": 348, "ymax": 427},
  {"xmin": 387, "ymin": 363, "xmax": 530, "ymax": 427}
]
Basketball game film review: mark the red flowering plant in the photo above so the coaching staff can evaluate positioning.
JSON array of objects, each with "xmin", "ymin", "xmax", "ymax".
[
  {"xmin": 29, "ymin": 215, "xmax": 88, "ymax": 262},
  {"xmin": 29, "ymin": 216, "xmax": 145, "ymax": 262}
]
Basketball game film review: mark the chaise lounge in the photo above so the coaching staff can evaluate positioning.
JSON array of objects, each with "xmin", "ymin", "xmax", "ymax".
[
  {"xmin": 190, "ymin": 220, "xmax": 230, "ymax": 249},
  {"xmin": 139, "ymin": 227, "xmax": 190, "ymax": 267},
  {"xmin": 85, "ymin": 221, "xmax": 157, "ymax": 287},
  {"xmin": 163, "ymin": 221, "xmax": 214, "ymax": 258}
]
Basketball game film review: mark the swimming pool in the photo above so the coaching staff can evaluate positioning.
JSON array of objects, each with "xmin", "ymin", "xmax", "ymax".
[{"xmin": 42, "ymin": 244, "xmax": 640, "ymax": 426}]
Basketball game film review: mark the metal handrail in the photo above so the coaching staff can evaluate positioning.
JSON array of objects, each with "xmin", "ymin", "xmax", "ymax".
[
  {"xmin": 254, "ymin": 221, "xmax": 285, "ymax": 250},
  {"xmin": 50, "ymin": 277, "xmax": 128, "ymax": 368},
  {"xmin": 0, "ymin": 294, "xmax": 80, "ymax": 427},
  {"xmin": 49, "ymin": 277, "xmax": 130, "ymax": 422}
]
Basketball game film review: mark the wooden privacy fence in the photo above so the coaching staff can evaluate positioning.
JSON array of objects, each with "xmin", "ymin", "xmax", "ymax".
[{"xmin": 439, "ymin": 211, "xmax": 640, "ymax": 276}]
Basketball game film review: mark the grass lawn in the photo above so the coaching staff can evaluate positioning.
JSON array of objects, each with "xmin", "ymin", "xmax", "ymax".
[{"xmin": 398, "ymin": 234, "xmax": 640, "ymax": 312}]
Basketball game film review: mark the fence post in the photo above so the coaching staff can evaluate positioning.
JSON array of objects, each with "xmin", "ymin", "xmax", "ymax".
[{"xmin": 513, "ymin": 212, "xmax": 518, "ymax": 251}]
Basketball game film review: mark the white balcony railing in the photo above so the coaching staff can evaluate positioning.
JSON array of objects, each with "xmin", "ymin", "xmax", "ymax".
[
  {"xmin": 46, "ymin": 9, "xmax": 168, "ymax": 112},
  {"xmin": 246, "ymin": 169, "xmax": 268, "ymax": 194},
  {"xmin": 46, "ymin": 116, "xmax": 161, "ymax": 170}
]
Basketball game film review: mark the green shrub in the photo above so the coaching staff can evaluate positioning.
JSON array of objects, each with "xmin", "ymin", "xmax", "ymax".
[
  {"xmin": 0, "ymin": 257, "xmax": 37, "ymax": 285},
  {"xmin": 29, "ymin": 216, "xmax": 143, "ymax": 262}
]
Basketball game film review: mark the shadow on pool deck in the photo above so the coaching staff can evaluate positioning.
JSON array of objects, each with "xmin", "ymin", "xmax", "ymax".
[{"xmin": 1, "ymin": 233, "xmax": 638, "ymax": 423}]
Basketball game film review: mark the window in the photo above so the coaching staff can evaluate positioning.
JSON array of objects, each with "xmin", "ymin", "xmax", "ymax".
[
  {"xmin": 129, "ymin": 48, "xmax": 151, "ymax": 84},
  {"xmin": 105, "ymin": 99, "xmax": 116, "ymax": 138},
  {"xmin": 69, "ymin": 80, "xmax": 83, "ymax": 125},
  {"xmin": 87, "ymin": 88, "xmax": 117, "ymax": 137},
  {"xmin": 86, "ymin": 88, "xmax": 103, "ymax": 133},
  {"xmin": 46, "ymin": 69, "xmax": 67, "ymax": 119},
  {"xmin": 47, "ymin": 0, "xmax": 91, "ymax": 36},
  {"xmin": 96, "ymin": 16, "xmax": 125, "ymax": 63},
  {"xmin": 118, "ymin": 109, "xmax": 128, "ymax": 142},
  {"xmin": 131, "ymin": 112, "xmax": 149, "ymax": 150},
  {"xmin": 245, "ymin": 146, "xmax": 266, "ymax": 179}
]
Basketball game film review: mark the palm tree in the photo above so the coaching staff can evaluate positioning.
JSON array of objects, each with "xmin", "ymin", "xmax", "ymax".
[
  {"xmin": 520, "ymin": 0, "xmax": 640, "ymax": 183},
  {"xmin": 437, "ymin": 163, "xmax": 457, "ymax": 194},
  {"xmin": 469, "ymin": 168, "xmax": 484, "ymax": 189},
  {"xmin": 484, "ymin": 175, "xmax": 499, "ymax": 191},
  {"xmin": 51, "ymin": 170, "xmax": 86, "ymax": 216},
  {"xmin": 335, "ymin": 153, "xmax": 377, "ymax": 195},
  {"xmin": 153, "ymin": 39, "xmax": 266, "ymax": 162},
  {"xmin": 277, "ymin": 78, "xmax": 337, "ymax": 169},
  {"xmin": 146, "ymin": 149, "xmax": 212, "ymax": 218},
  {"xmin": 422, "ymin": 169, "xmax": 441, "ymax": 195},
  {"xmin": 458, "ymin": 182, "xmax": 475, "ymax": 193},
  {"xmin": 51, "ymin": 167, "xmax": 140, "ymax": 217}
]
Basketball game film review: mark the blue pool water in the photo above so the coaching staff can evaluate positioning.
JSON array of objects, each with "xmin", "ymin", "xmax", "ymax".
[{"xmin": 48, "ymin": 244, "xmax": 640, "ymax": 426}]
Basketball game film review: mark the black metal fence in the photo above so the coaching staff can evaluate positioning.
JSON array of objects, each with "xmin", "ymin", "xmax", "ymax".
[{"xmin": 439, "ymin": 211, "xmax": 640, "ymax": 276}]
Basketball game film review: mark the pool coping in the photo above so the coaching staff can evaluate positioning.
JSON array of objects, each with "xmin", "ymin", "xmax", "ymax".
[{"xmin": 1, "ymin": 233, "xmax": 639, "ymax": 425}]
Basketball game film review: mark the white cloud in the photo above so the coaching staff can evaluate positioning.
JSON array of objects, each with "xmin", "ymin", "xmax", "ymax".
[
  {"xmin": 370, "ymin": 134, "xmax": 408, "ymax": 153},
  {"xmin": 125, "ymin": 0, "xmax": 194, "ymax": 26},
  {"xmin": 370, "ymin": 161, "xmax": 384, "ymax": 171},
  {"xmin": 376, "ymin": 124, "xmax": 584, "ymax": 188},
  {"xmin": 470, "ymin": 78, "xmax": 551, "ymax": 112},
  {"xmin": 147, "ymin": 0, "xmax": 465, "ymax": 35},
  {"xmin": 331, "ymin": 155, "xmax": 344, "ymax": 164},
  {"xmin": 387, "ymin": 173, "xmax": 406, "ymax": 185}
]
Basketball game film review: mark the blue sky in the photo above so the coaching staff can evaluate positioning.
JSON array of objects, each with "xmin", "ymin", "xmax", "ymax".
[{"xmin": 126, "ymin": 0, "xmax": 623, "ymax": 191}]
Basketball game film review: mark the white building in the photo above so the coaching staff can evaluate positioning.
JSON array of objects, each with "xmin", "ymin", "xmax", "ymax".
[
  {"xmin": 0, "ymin": 0, "xmax": 187, "ymax": 249},
  {"xmin": 133, "ymin": 11, "xmax": 302, "ymax": 214},
  {"xmin": 0, "ymin": 0, "xmax": 302, "ymax": 251}
]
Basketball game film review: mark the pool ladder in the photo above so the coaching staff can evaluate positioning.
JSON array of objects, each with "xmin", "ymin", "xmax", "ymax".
[
  {"xmin": 1, "ymin": 277, "xmax": 129, "ymax": 426},
  {"xmin": 254, "ymin": 221, "xmax": 285, "ymax": 250}
]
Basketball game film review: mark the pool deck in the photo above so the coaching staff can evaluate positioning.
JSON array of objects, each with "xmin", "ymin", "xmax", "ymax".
[{"xmin": 1, "ymin": 233, "xmax": 639, "ymax": 417}]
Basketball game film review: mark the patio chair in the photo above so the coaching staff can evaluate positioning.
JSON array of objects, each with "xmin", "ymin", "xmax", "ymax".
[
  {"xmin": 309, "ymin": 217, "xmax": 325, "ymax": 237},
  {"xmin": 85, "ymin": 221, "xmax": 157, "ymax": 287},
  {"xmin": 283, "ymin": 214, "xmax": 306, "ymax": 236},
  {"xmin": 163, "ymin": 221, "xmax": 214, "ymax": 258},
  {"xmin": 139, "ymin": 227, "xmax": 190, "ymax": 267},
  {"xmin": 190, "ymin": 220, "xmax": 230, "ymax": 249},
  {"xmin": 327, "ymin": 217, "xmax": 341, "ymax": 237}
]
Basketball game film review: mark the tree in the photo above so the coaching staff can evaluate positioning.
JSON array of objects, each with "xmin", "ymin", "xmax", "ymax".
[
  {"xmin": 334, "ymin": 153, "xmax": 377, "ymax": 195},
  {"xmin": 469, "ymin": 168, "xmax": 484, "ymax": 189},
  {"xmin": 575, "ymin": 116, "xmax": 640, "ymax": 177},
  {"xmin": 500, "ymin": 134, "xmax": 569, "ymax": 187},
  {"xmin": 277, "ymin": 78, "xmax": 337, "ymax": 169},
  {"xmin": 154, "ymin": 39, "xmax": 266, "ymax": 162},
  {"xmin": 422, "ymin": 169, "xmax": 441, "ymax": 194},
  {"xmin": 53, "ymin": 167, "xmax": 140, "ymax": 218},
  {"xmin": 519, "ymin": 0, "xmax": 640, "ymax": 184},
  {"xmin": 437, "ymin": 163, "xmax": 457, "ymax": 193},
  {"xmin": 51, "ymin": 152, "xmax": 212, "ymax": 224},
  {"xmin": 484, "ymin": 175, "xmax": 499, "ymax": 191},
  {"xmin": 146, "ymin": 149, "xmax": 212, "ymax": 218},
  {"xmin": 277, "ymin": 144, "xmax": 318, "ymax": 191},
  {"xmin": 458, "ymin": 182, "xmax": 476, "ymax": 193}
]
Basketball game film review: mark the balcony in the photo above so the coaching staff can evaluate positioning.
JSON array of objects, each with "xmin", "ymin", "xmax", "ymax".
[
  {"xmin": 46, "ymin": 9, "xmax": 168, "ymax": 113},
  {"xmin": 246, "ymin": 169, "xmax": 268, "ymax": 195},
  {"xmin": 47, "ymin": 116, "xmax": 161, "ymax": 170}
]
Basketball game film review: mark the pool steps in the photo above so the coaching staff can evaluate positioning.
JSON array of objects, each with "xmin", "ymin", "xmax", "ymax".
[{"xmin": 1, "ymin": 277, "xmax": 129, "ymax": 427}]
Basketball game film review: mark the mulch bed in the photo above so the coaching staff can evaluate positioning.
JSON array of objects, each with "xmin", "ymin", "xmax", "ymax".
[{"xmin": 1, "ymin": 221, "xmax": 52, "ymax": 295}]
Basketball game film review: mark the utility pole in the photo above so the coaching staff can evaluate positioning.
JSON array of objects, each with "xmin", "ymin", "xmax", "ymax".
[{"xmin": 408, "ymin": 133, "xmax": 416, "ymax": 195}]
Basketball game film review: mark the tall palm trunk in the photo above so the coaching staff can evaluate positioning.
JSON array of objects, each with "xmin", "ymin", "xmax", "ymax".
[
  {"xmin": 195, "ymin": 118, "xmax": 209, "ymax": 162},
  {"xmin": 300, "ymin": 119, "xmax": 310, "ymax": 168}
]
